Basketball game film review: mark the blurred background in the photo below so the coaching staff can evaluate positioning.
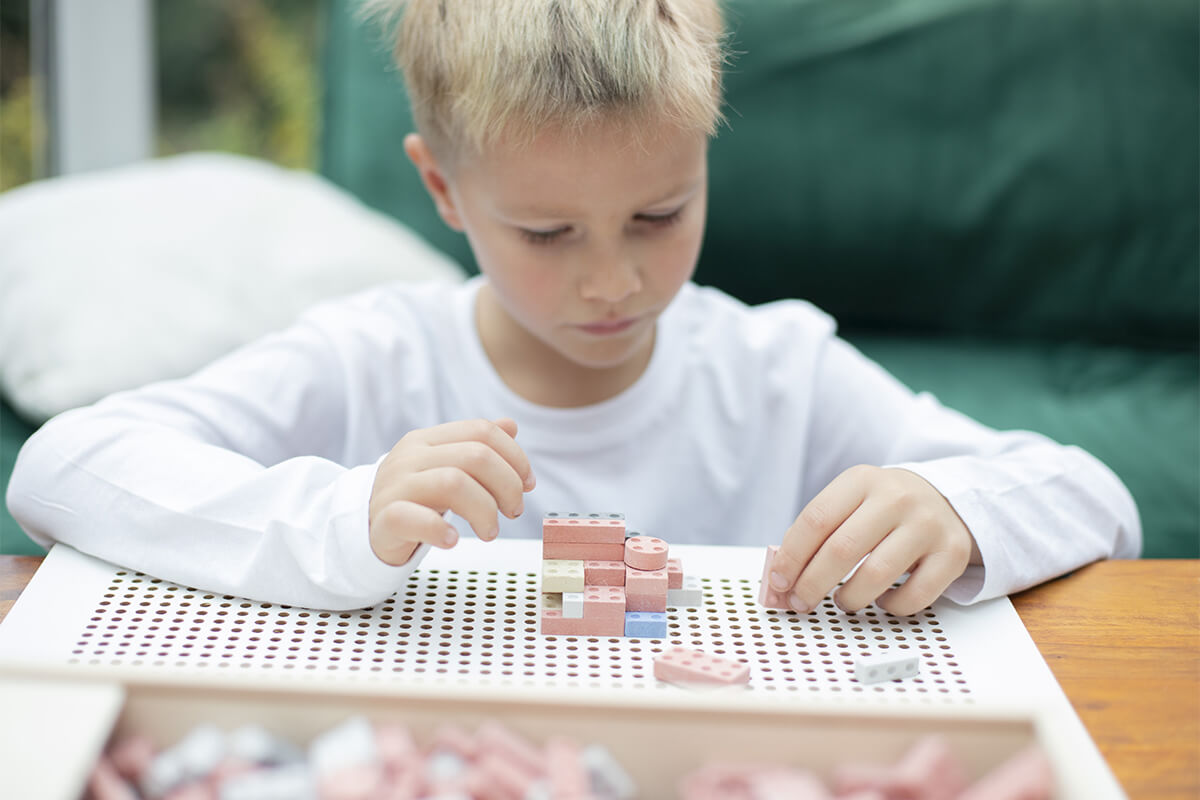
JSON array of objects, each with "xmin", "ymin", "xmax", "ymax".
[{"xmin": 1, "ymin": 0, "xmax": 322, "ymax": 191}]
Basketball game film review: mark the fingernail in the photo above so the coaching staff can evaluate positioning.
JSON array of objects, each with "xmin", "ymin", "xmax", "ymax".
[
  {"xmin": 769, "ymin": 571, "xmax": 788, "ymax": 591},
  {"xmin": 524, "ymin": 473, "xmax": 536, "ymax": 491},
  {"xmin": 788, "ymin": 594, "xmax": 810, "ymax": 613},
  {"xmin": 514, "ymin": 500, "xmax": 524, "ymax": 518},
  {"xmin": 442, "ymin": 527, "xmax": 458, "ymax": 547},
  {"xmin": 487, "ymin": 525, "xmax": 499, "ymax": 541}
]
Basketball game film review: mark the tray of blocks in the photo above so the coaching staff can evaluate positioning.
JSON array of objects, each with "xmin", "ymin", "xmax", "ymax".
[{"xmin": 0, "ymin": 663, "xmax": 1105, "ymax": 800}]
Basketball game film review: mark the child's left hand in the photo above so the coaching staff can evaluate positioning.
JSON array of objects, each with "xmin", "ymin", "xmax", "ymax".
[{"xmin": 766, "ymin": 466, "xmax": 981, "ymax": 616}]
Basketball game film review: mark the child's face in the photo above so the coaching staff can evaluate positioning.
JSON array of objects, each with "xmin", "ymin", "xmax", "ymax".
[{"xmin": 408, "ymin": 119, "xmax": 707, "ymax": 380}]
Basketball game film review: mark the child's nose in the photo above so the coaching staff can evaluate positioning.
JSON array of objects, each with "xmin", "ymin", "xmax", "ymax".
[{"xmin": 579, "ymin": 253, "xmax": 643, "ymax": 304}]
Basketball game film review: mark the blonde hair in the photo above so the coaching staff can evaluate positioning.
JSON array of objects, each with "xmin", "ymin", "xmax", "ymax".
[{"xmin": 361, "ymin": 0, "xmax": 727, "ymax": 160}]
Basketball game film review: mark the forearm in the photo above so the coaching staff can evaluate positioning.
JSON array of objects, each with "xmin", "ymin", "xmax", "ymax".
[{"xmin": 7, "ymin": 406, "xmax": 425, "ymax": 610}]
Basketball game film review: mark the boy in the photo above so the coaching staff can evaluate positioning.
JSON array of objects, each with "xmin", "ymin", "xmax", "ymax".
[{"xmin": 6, "ymin": 0, "xmax": 1139, "ymax": 612}]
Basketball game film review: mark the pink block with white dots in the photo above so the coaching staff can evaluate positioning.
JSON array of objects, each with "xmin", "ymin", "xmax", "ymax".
[
  {"xmin": 652, "ymin": 647, "xmax": 751, "ymax": 686},
  {"xmin": 624, "ymin": 536, "xmax": 669, "ymax": 571}
]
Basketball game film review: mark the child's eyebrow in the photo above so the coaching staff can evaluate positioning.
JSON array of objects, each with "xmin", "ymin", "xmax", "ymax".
[{"xmin": 502, "ymin": 179, "xmax": 702, "ymax": 220}]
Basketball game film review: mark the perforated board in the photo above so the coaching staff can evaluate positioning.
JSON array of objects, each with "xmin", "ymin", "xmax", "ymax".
[{"xmin": 0, "ymin": 541, "xmax": 1056, "ymax": 707}]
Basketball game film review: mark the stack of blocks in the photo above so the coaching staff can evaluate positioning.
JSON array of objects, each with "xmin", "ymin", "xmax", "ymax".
[{"xmin": 540, "ymin": 512, "xmax": 703, "ymax": 638}]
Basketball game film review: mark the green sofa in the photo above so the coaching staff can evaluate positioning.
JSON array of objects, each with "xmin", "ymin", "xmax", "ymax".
[{"xmin": 3, "ymin": 0, "xmax": 1196, "ymax": 559}]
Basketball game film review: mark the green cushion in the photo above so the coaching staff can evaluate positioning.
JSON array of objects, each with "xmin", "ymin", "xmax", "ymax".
[
  {"xmin": 852, "ymin": 336, "xmax": 1200, "ymax": 558},
  {"xmin": 1, "ymin": 397, "xmax": 42, "ymax": 555},
  {"xmin": 702, "ymin": 0, "xmax": 1198, "ymax": 347}
]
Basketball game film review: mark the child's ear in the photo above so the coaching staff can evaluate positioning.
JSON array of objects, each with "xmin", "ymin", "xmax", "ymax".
[{"xmin": 404, "ymin": 133, "xmax": 465, "ymax": 231}]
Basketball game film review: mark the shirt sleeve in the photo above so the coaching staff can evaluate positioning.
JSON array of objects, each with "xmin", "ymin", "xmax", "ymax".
[
  {"xmin": 799, "ymin": 334, "xmax": 1142, "ymax": 604},
  {"xmin": 5, "ymin": 290, "xmax": 434, "ymax": 610}
]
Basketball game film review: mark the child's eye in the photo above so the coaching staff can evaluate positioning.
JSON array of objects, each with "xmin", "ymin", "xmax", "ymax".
[
  {"xmin": 636, "ymin": 208, "xmax": 684, "ymax": 228},
  {"xmin": 520, "ymin": 227, "xmax": 569, "ymax": 245}
]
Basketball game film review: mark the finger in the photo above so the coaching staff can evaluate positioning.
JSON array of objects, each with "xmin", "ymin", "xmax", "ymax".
[
  {"xmin": 412, "ymin": 418, "xmax": 535, "ymax": 492},
  {"xmin": 370, "ymin": 500, "xmax": 460, "ymax": 565},
  {"xmin": 768, "ymin": 466, "xmax": 871, "ymax": 599},
  {"xmin": 876, "ymin": 549, "xmax": 969, "ymax": 616},
  {"xmin": 832, "ymin": 528, "xmax": 926, "ymax": 613},
  {"xmin": 418, "ymin": 440, "xmax": 527, "ymax": 519},
  {"xmin": 789, "ymin": 499, "xmax": 894, "ymax": 613},
  {"xmin": 403, "ymin": 466, "xmax": 503, "ymax": 542}
]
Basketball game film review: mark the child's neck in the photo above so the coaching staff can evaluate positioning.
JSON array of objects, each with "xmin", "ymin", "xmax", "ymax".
[{"xmin": 475, "ymin": 287, "xmax": 654, "ymax": 409}]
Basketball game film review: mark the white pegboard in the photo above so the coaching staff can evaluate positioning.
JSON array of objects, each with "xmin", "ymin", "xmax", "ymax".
[
  {"xmin": 0, "ymin": 540, "xmax": 1063, "ymax": 708},
  {"xmin": 65, "ymin": 568, "xmax": 970, "ymax": 700}
]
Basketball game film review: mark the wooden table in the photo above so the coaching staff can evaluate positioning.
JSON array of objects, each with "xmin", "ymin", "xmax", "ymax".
[{"xmin": 2, "ymin": 556, "xmax": 1198, "ymax": 799}]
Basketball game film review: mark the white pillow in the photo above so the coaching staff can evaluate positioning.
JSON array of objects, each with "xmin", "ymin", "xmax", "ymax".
[{"xmin": 0, "ymin": 152, "xmax": 465, "ymax": 423}]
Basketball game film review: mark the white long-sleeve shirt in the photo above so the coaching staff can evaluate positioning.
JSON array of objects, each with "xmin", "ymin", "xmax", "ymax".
[{"xmin": 6, "ymin": 278, "xmax": 1141, "ymax": 609}]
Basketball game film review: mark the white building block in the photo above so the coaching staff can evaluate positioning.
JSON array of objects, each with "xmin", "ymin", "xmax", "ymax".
[
  {"xmin": 582, "ymin": 745, "xmax": 636, "ymax": 800},
  {"xmin": 667, "ymin": 574, "xmax": 703, "ymax": 608},
  {"xmin": 562, "ymin": 591, "xmax": 585, "ymax": 619},
  {"xmin": 542, "ymin": 559, "xmax": 585, "ymax": 593},
  {"xmin": 854, "ymin": 651, "xmax": 920, "ymax": 684},
  {"xmin": 308, "ymin": 715, "xmax": 377, "ymax": 775}
]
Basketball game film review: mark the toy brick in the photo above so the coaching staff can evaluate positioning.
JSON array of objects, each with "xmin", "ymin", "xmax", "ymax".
[
  {"xmin": 541, "ymin": 559, "xmax": 584, "ymax": 593},
  {"xmin": 581, "ymin": 745, "xmax": 637, "ymax": 800},
  {"xmin": 543, "ymin": 512, "xmax": 626, "ymax": 543},
  {"xmin": 624, "ymin": 611, "xmax": 668, "ymax": 638},
  {"xmin": 543, "ymin": 541, "xmax": 627, "ymax": 561},
  {"xmin": 87, "ymin": 758, "xmax": 139, "ymax": 800},
  {"xmin": 758, "ymin": 545, "xmax": 791, "ymax": 610},
  {"xmin": 625, "ymin": 565, "xmax": 668, "ymax": 612},
  {"xmin": 542, "ymin": 608, "xmax": 623, "ymax": 637},
  {"xmin": 853, "ymin": 651, "xmax": 920, "ymax": 684},
  {"xmin": 318, "ymin": 763, "xmax": 387, "ymax": 800},
  {"xmin": 541, "ymin": 593, "xmax": 563, "ymax": 612},
  {"xmin": 624, "ymin": 535, "xmax": 669, "ymax": 571},
  {"xmin": 653, "ymin": 647, "xmax": 751, "ymax": 685},
  {"xmin": 584, "ymin": 560, "xmax": 626, "ymax": 586},
  {"xmin": 562, "ymin": 591, "xmax": 585, "ymax": 619},
  {"xmin": 583, "ymin": 585, "xmax": 627, "ymax": 619},
  {"xmin": 218, "ymin": 764, "xmax": 316, "ymax": 800},
  {"xmin": 957, "ymin": 745, "xmax": 1054, "ymax": 800},
  {"xmin": 468, "ymin": 750, "xmax": 539, "ymax": 800},
  {"xmin": 427, "ymin": 723, "xmax": 479, "ymax": 761},
  {"xmin": 476, "ymin": 721, "xmax": 544, "ymax": 779},
  {"xmin": 545, "ymin": 737, "xmax": 590, "ymax": 799},
  {"xmin": 667, "ymin": 574, "xmax": 704, "ymax": 608},
  {"xmin": 892, "ymin": 736, "xmax": 969, "ymax": 799},
  {"xmin": 666, "ymin": 557, "xmax": 684, "ymax": 589}
]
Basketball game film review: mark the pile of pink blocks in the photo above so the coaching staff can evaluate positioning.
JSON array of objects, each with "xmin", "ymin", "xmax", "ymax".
[
  {"xmin": 680, "ymin": 735, "xmax": 1054, "ymax": 800},
  {"xmin": 539, "ymin": 512, "xmax": 703, "ymax": 638},
  {"xmin": 87, "ymin": 717, "xmax": 638, "ymax": 800}
]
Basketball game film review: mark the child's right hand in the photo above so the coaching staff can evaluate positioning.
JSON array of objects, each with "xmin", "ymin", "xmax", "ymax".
[{"xmin": 368, "ymin": 418, "xmax": 535, "ymax": 565}]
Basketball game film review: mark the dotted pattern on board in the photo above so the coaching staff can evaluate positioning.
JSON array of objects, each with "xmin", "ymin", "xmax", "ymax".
[{"xmin": 71, "ymin": 569, "xmax": 971, "ymax": 702}]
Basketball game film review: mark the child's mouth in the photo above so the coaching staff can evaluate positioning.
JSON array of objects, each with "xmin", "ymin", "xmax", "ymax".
[{"xmin": 577, "ymin": 316, "xmax": 639, "ymax": 336}]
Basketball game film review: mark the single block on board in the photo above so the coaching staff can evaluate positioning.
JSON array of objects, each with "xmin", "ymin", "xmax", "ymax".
[
  {"xmin": 653, "ymin": 647, "xmax": 750, "ymax": 686},
  {"xmin": 666, "ymin": 574, "xmax": 703, "ymax": 608},
  {"xmin": 666, "ymin": 557, "xmax": 684, "ymax": 589},
  {"xmin": 543, "ymin": 512, "xmax": 626, "ymax": 543},
  {"xmin": 543, "ymin": 541, "xmax": 627, "ymax": 561},
  {"xmin": 853, "ymin": 651, "xmax": 920, "ymax": 684},
  {"xmin": 584, "ymin": 560, "xmax": 626, "ymax": 586},
  {"xmin": 624, "ymin": 611, "xmax": 668, "ymax": 638},
  {"xmin": 758, "ymin": 545, "xmax": 791, "ymax": 609},
  {"xmin": 624, "ymin": 536, "xmax": 669, "ymax": 571},
  {"xmin": 562, "ymin": 591, "xmax": 584, "ymax": 619},
  {"xmin": 542, "ymin": 560, "xmax": 584, "ymax": 593}
]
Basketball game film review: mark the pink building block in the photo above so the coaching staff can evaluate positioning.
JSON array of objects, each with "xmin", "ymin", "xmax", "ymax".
[
  {"xmin": 758, "ymin": 545, "xmax": 791, "ymax": 609},
  {"xmin": 543, "ymin": 541, "xmax": 626, "ymax": 561},
  {"xmin": 653, "ymin": 647, "xmax": 751, "ymax": 685},
  {"xmin": 666, "ymin": 557, "xmax": 684, "ymax": 589},
  {"xmin": 545, "ymin": 737, "xmax": 590, "ymax": 798},
  {"xmin": 543, "ymin": 513, "xmax": 626, "ymax": 543},
  {"xmin": 625, "ymin": 565, "xmax": 668, "ymax": 612},
  {"xmin": 624, "ymin": 536, "xmax": 669, "ymax": 571},
  {"xmin": 584, "ymin": 559, "xmax": 626, "ymax": 586},
  {"xmin": 832, "ymin": 737, "xmax": 967, "ymax": 800},
  {"xmin": 957, "ymin": 746, "xmax": 1055, "ymax": 800},
  {"xmin": 543, "ymin": 586, "xmax": 626, "ymax": 636}
]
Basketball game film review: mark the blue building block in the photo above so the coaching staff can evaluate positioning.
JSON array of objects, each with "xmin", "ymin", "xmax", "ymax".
[{"xmin": 624, "ymin": 611, "xmax": 667, "ymax": 638}]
